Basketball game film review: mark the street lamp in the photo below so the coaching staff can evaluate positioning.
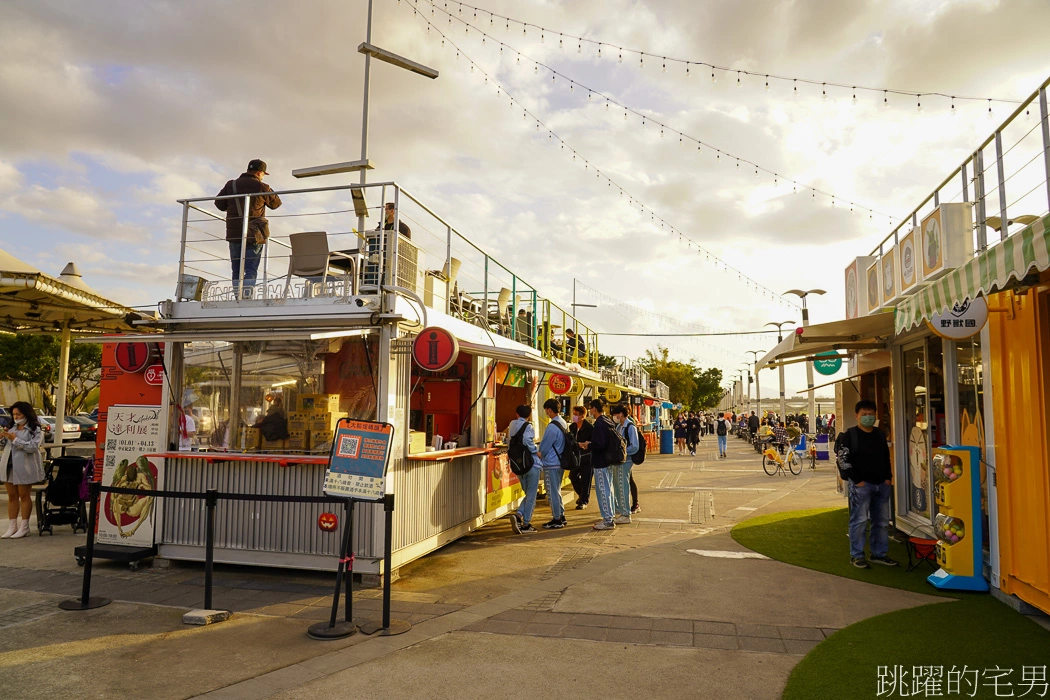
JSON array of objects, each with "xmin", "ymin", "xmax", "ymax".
[
  {"xmin": 765, "ymin": 320, "xmax": 796, "ymax": 421},
  {"xmin": 740, "ymin": 363, "xmax": 752, "ymax": 415},
  {"xmin": 571, "ymin": 278, "xmax": 598, "ymax": 316},
  {"xmin": 785, "ymin": 289, "xmax": 826, "ymax": 431},
  {"xmin": 746, "ymin": 349, "xmax": 766, "ymax": 419}
]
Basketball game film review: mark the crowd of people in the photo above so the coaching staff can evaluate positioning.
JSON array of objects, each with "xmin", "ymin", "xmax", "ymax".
[{"xmin": 506, "ymin": 398, "xmax": 642, "ymax": 534}]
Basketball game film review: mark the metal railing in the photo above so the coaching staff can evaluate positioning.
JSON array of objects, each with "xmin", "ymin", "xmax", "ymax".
[{"xmin": 174, "ymin": 181, "xmax": 601, "ymax": 370}]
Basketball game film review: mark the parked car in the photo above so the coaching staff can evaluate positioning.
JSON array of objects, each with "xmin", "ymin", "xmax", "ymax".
[
  {"xmin": 69, "ymin": 415, "xmax": 99, "ymax": 442},
  {"xmin": 0, "ymin": 407, "xmax": 10, "ymax": 430},
  {"xmin": 38, "ymin": 416, "xmax": 82, "ymax": 443},
  {"xmin": 88, "ymin": 407, "xmax": 99, "ymax": 421}
]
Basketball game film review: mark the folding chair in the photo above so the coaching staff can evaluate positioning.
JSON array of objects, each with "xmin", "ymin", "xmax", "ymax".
[
  {"xmin": 905, "ymin": 536, "xmax": 939, "ymax": 572},
  {"xmin": 283, "ymin": 231, "xmax": 358, "ymax": 298}
]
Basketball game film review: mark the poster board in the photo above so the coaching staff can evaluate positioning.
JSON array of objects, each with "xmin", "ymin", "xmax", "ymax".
[
  {"xmin": 323, "ymin": 419, "xmax": 394, "ymax": 501},
  {"xmin": 486, "ymin": 451, "xmax": 523, "ymax": 513},
  {"xmin": 98, "ymin": 405, "xmax": 163, "ymax": 547}
]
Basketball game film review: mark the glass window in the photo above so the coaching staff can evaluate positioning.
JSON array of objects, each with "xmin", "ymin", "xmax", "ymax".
[
  {"xmin": 956, "ymin": 335, "xmax": 988, "ymax": 550},
  {"xmin": 902, "ymin": 344, "xmax": 930, "ymax": 520}
]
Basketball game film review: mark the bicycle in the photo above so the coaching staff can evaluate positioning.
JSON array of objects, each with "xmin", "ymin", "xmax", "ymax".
[
  {"xmin": 806, "ymin": 434, "xmax": 818, "ymax": 469},
  {"xmin": 762, "ymin": 437, "xmax": 803, "ymax": 476}
]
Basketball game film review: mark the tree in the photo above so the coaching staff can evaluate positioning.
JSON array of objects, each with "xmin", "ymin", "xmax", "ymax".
[
  {"xmin": 597, "ymin": 352, "xmax": 619, "ymax": 369},
  {"xmin": 691, "ymin": 367, "xmax": 724, "ymax": 409},
  {"xmin": 638, "ymin": 346, "xmax": 724, "ymax": 411},
  {"xmin": 0, "ymin": 334, "xmax": 102, "ymax": 414}
]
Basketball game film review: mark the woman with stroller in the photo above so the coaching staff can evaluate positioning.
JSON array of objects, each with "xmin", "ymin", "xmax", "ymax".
[{"xmin": 2, "ymin": 402, "xmax": 45, "ymax": 539}]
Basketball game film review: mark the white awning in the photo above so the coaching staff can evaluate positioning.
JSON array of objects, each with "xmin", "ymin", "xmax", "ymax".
[
  {"xmin": 77, "ymin": 328, "xmax": 374, "ymax": 344},
  {"xmin": 758, "ymin": 313, "xmax": 895, "ymax": 370}
]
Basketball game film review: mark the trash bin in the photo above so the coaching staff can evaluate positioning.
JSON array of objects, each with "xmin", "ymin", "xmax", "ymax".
[{"xmin": 660, "ymin": 429, "xmax": 674, "ymax": 455}]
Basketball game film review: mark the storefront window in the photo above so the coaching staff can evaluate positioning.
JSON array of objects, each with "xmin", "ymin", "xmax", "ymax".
[
  {"xmin": 956, "ymin": 335, "xmax": 988, "ymax": 550},
  {"xmin": 902, "ymin": 344, "xmax": 930, "ymax": 519}
]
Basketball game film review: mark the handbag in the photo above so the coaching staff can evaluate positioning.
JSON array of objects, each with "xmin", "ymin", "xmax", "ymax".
[
  {"xmin": 231, "ymin": 180, "xmax": 270, "ymax": 245},
  {"xmin": 0, "ymin": 439, "xmax": 11, "ymax": 483}
]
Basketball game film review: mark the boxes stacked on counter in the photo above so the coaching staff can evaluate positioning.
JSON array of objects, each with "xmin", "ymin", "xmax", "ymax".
[
  {"xmin": 261, "ymin": 437, "xmax": 287, "ymax": 451},
  {"xmin": 311, "ymin": 430, "xmax": 334, "ymax": 454},
  {"xmin": 299, "ymin": 394, "xmax": 340, "ymax": 413},
  {"xmin": 297, "ymin": 394, "xmax": 341, "ymax": 453},
  {"xmin": 237, "ymin": 426, "xmax": 261, "ymax": 452},
  {"xmin": 286, "ymin": 430, "xmax": 308, "ymax": 452},
  {"xmin": 287, "ymin": 412, "xmax": 309, "ymax": 432}
]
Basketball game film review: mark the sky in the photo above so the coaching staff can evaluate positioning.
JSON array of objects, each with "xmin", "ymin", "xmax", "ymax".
[{"xmin": 1, "ymin": 0, "xmax": 1048, "ymax": 401}]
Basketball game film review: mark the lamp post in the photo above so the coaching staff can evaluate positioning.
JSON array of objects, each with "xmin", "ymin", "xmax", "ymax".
[
  {"xmin": 785, "ymin": 289, "xmax": 826, "ymax": 433},
  {"xmin": 740, "ymin": 363, "xmax": 752, "ymax": 415},
  {"xmin": 746, "ymin": 349, "xmax": 766, "ymax": 420},
  {"xmin": 764, "ymin": 320, "xmax": 796, "ymax": 422}
]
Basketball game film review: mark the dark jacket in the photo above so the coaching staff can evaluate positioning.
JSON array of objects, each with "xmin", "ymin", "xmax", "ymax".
[
  {"xmin": 569, "ymin": 419, "xmax": 593, "ymax": 467},
  {"xmin": 215, "ymin": 173, "xmax": 282, "ymax": 241},
  {"xmin": 834, "ymin": 426, "xmax": 892, "ymax": 484},
  {"xmin": 588, "ymin": 415, "xmax": 616, "ymax": 469},
  {"xmin": 747, "ymin": 415, "xmax": 760, "ymax": 432}
]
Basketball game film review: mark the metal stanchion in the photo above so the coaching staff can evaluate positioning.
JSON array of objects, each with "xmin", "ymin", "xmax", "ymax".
[
  {"xmin": 204, "ymin": 489, "xmax": 217, "ymax": 610},
  {"xmin": 308, "ymin": 497, "xmax": 357, "ymax": 640},
  {"xmin": 60, "ymin": 481, "xmax": 111, "ymax": 611},
  {"xmin": 359, "ymin": 493, "xmax": 410, "ymax": 636}
]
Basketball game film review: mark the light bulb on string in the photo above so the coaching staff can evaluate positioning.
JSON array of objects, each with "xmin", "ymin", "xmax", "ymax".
[
  {"xmin": 883, "ymin": 90, "xmax": 889, "ymax": 108},
  {"xmin": 852, "ymin": 87, "xmax": 857, "ymax": 105},
  {"xmin": 951, "ymin": 97, "xmax": 956, "ymax": 115},
  {"xmin": 987, "ymin": 99, "xmax": 993, "ymax": 118},
  {"xmin": 578, "ymin": 42, "xmax": 582, "ymax": 54},
  {"xmin": 916, "ymin": 95, "xmax": 922, "ymax": 113},
  {"xmin": 540, "ymin": 32, "xmax": 544, "ymax": 43},
  {"xmin": 737, "ymin": 71, "xmax": 741, "ymax": 86},
  {"xmin": 639, "ymin": 54, "xmax": 644, "ymax": 68},
  {"xmin": 822, "ymin": 83, "xmax": 827, "ymax": 100},
  {"xmin": 686, "ymin": 63, "xmax": 691, "ymax": 78},
  {"xmin": 765, "ymin": 75, "xmax": 770, "ymax": 91},
  {"xmin": 598, "ymin": 44, "xmax": 602, "ymax": 57},
  {"xmin": 663, "ymin": 60, "xmax": 667, "ymax": 73},
  {"xmin": 559, "ymin": 34, "xmax": 563, "ymax": 48},
  {"xmin": 710, "ymin": 67, "xmax": 717, "ymax": 82},
  {"xmin": 793, "ymin": 79, "xmax": 798, "ymax": 97}
]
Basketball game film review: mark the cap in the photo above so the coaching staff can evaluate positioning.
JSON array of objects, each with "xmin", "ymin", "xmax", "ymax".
[{"xmin": 247, "ymin": 159, "xmax": 269, "ymax": 175}]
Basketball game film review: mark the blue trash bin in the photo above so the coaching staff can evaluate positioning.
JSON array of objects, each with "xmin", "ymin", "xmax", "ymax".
[{"xmin": 660, "ymin": 429, "xmax": 674, "ymax": 455}]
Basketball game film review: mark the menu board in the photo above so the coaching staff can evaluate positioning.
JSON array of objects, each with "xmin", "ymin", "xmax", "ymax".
[
  {"xmin": 323, "ymin": 420, "xmax": 394, "ymax": 501},
  {"xmin": 98, "ymin": 405, "xmax": 163, "ymax": 548}
]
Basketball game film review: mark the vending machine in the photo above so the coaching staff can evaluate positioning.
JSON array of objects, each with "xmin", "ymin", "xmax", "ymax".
[{"xmin": 927, "ymin": 445, "xmax": 988, "ymax": 591}]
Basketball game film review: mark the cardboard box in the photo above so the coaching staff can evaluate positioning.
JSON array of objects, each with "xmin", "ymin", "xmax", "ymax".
[
  {"xmin": 310, "ymin": 430, "xmax": 334, "ymax": 453},
  {"xmin": 298, "ymin": 394, "xmax": 340, "ymax": 413},
  {"xmin": 409, "ymin": 430, "xmax": 427, "ymax": 455},
  {"xmin": 286, "ymin": 430, "xmax": 308, "ymax": 452},
  {"xmin": 237, "ymin": 427, "xmax": 261, "ymax": 452},
  {"xmin": 287, "ymin": 412, "xmax": 309, "ymax": 432},
  {"xmin": 260, "ymin": 438, "xmax": 287, "ymax": 452},
  {"xmin": 308, "ymin": 412, "xmax": 339, "ymax": 432}
]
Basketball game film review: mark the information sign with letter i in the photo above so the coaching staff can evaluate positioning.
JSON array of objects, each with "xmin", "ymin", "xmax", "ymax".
[{"xmin": 323, "ymin": 419, "xmax": 395, "ymax": 501}]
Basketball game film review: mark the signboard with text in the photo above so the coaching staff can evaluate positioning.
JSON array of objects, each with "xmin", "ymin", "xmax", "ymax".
[
  {"xmin": 98, "ymin": 405, "xmax": 163, "ymax": 548},
  {"xmin": 323, "ymin": 420, "xmax": 394, "ymax": 501}
]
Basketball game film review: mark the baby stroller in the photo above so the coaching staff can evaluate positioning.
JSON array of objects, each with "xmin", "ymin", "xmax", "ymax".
[{"xmin": 35, "ymin": 456, "xmax": 90, "ymax": 535}]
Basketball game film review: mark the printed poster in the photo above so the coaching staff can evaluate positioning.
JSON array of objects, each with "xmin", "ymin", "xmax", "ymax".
[
  {"xmin": 323, "ymin": 420, "xmax": 394, "ymax": 501},
  {"xmin": 98, "ymin": 405, "xmax": 163, "ymax": 547},
  {"xmin": 486, "ymin": 452, "xmax": 523, "ymax": 513}
]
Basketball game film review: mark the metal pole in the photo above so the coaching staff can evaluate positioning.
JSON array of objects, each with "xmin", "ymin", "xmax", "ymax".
[
  {"xmin": 995, "ymin": 131, "xmax": 1009, "ymax": 241},
  {"xmin": 344, "ymin": 499, "xmax": 354, "ymax": 624},
  {"xmin": 238, "ymin": 195, "xmax": 250, "ymax": 298},
  {"xmin": 1040, "ymin": 87, "xmax": 1050, "ymax": 213},
  {"xmin": 802, "ymin": 301, "xmax": 816, "ymax": 432},
  {"xmin": 754, "ymin": 362, "xmax": 761, "ymax": 419},
  {"xmin": 54, "ymin": 320, "xmax": 71, "ymax": 450},
  {"xmin": 178, "ymin": 202, "xmax": 189, "ymax": 297},
  {"xmin": 204, "ymin": 489, "xmax": 217, "ymax": 610},
  {"xmin": 961, "ymin": 161, "xmax": 970, "ymax": 203},
  {"xmin": 357, "ymin": 0, "xmax": 374, "ymax": 240},
  {"xmin": 308, "ymin": 498, "xmax": 357, "ymax": 639},
  {"xmin": 382, "ymin": 493, "xmax": 393, "ymax": 630},
  {"xmin": 778, "ymin": 330, "xmax": 787, "ymax": 421},
  {"xmin": 229, "ymin": 344, "xmax": 243, "ymax": 450},
  {"xmin": 59, "ymin": 481, "xmax": 111, "ymax": 610},
  {"xmin": 974, "ymin": 149, "xmax": 988, "ymax": 250}
]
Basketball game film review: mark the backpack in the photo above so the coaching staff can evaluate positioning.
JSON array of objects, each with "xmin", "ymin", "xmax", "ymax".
[
  {"xmin": 628, "ymin": 421, "xmax": 647, "ymax": 464},
  {"xmin": 548, "ymin": 420, "xmax": 580, "ymax": 471},
  {"xmin": 835, "ymin": 428, "xmax": 860, "ymax": 480},
  {"xmin": 602, "ymin": 416, "xmax": 628, "ymax": 465},
  {"xmin": 716, "ymin": 419, "xmax": 728, "ymax": 436},
  {"xmin": 507, "ymin": 422, "xmax": 535, "ymax": 476}
]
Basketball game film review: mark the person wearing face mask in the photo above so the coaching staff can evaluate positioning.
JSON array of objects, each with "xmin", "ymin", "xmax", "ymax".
[
  {"xmin": 2, "ymin": 402, "xmax": 45, "ymax": 539},
  {"xmin": 609, "ymin": 404, "xmax": 639, "ymax": 525},
  {"xmin": 835, "ymin": 399, "xmax": 897, "ymax": 569},
  {"xmin": 579, "ymin": 399, "xmax": 617, "ymax": 530},
  {"xmin": 568, "ymin": 406, "xmax": 592, "ymax": 509}
]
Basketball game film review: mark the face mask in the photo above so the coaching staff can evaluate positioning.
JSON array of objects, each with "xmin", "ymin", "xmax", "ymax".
[
  {"xmin": 859, "ymin": 415, "xmax": 877, "ymax": 428},
  {"xmin": 572, "ymin": 415, "xmax": 581, "ymax": 424},
  {"xmin": 14, "ymin": 418, "xmax": 25, "ymax": 426}
]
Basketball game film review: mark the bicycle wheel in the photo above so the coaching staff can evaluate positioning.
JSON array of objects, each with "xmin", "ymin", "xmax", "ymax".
[
  {"xmin": 788, "ymin": 451, "xmax": 803, "ymax": 475},
  {"xmin": 762, "ymin": 454, "xmax": 778, "ymax": 476},
  {"xmin": 810, "ymin": 452, "xmax": 817, "ymax": 469}
]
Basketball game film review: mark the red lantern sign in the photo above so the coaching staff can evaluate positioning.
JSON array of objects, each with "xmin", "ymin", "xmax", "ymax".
[
  {"xmin": 547, "ymin": 374, "xmax": 575, "ymax": 396},
  {"xmin": 643, "ymin": 398, "xmax": 655, "ymax": 406},
  {"xmin": 318, "ymin": 512, "xmax": 339, "ymax": 532},
  {"xmin": 114, "ymin": 342, "xmax": 159, "ymax": 374},
  {"xmin": 412, "ymin": 327, "xmax": 460, "ymax": 372},
  {"xmin": 144, "ymin": 364, "xmax": 165, "ymax": 386}
]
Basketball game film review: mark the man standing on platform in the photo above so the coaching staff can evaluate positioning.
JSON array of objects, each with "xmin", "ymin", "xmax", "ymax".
[
  {"xmin": 215, "ymin": 159, "xmax": 282, "ymax": 297},
  {"xmin": 506, "ymin": 405, "xmax": 540, "ymax": 534},
  {"xmin": 539, "ymin": 399, "xmax": 569, "ymax": 530}
]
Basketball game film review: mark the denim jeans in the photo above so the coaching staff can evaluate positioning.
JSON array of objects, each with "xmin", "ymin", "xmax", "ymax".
[
  {"xmin": 610, "ymin": 460, "xmax": 633, "ymax": 517},
  {"xmin": 516, "ymin": 467, "xmax": 541, "ymax": 524},
  {"xmin": 848, "ymin": 481, "xmax": 891, "ymax": 559},
  {"xmin": 592, "ymin": 467, "xmax": 615, "ymax": 523},
  {"xmin": 717, "ymin": 435, "xmax": 728, "ymax": 455},
  {"xmin": 229, "ymin": 240, "xmax": 264, "ymax": 292},
  {"xmin": 543, "ymin": 468, "xmax": 565, "ymax": 520}
]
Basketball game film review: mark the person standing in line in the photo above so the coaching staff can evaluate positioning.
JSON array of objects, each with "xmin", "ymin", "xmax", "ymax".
[
  {"xmin": 539, "ymin": 399, "xmax": 569, "ymax": 530},
  {"xmin": 686, "ymin": 411, "xmax": 702, "ymax": 456},
  {"xmin": 673, "ymin": 414, "xmax": 688, "ymax": 455},
  {"xmin": 568, "ymin": 405, "xmax": 592, "ymax": 510},
  {"xmin": 715, "ymin": 412, "xmax": 732, "ymax": 459},
  {"xmin": 579, "ymin": 399, "xmax": 617, "ymax": 530},
  {"xmin": 707, "ymin": 412, "xmax": 715, "ymax": 437},
  {"xmin": 2, "ymin": 403, "xmax": 45, "ymax": 539},
  {"xmin": 836, "ymin": 400, "xmax": 898, "ymax": 569},
  {"xmin": 610, "ymin": 404, "xmax": 639, "ymax": 525},
  {"xmin": 506, "ymin": 405, "xmax": 541, "ymax": 534},
  {"xmin": 215, "ymin": 159, "xmax": 282, "ymax": 297}
]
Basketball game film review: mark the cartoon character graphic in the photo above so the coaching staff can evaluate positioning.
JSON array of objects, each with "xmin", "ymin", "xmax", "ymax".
[
  {"xmin": 908, "ymin": 426, "xmax": 928, "ymax": 516},
  {"xmin": 925, "ymin": 217, "xmax": 941, "ymax": 270},
  {"xmin": 106, "ymin": 456, "xmax": 157, "ymax": 539},
  {"xmin": 883, "ymin": 255, "xmax": 895, "ymax": 297}
]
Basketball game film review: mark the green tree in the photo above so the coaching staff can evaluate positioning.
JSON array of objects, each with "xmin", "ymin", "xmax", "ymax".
[
  {"xmin": 637, "ymin": 346, "xmax": 696, "ymax": 409},
  {"xmin": 597, "ymin": 352, "xmax": 619, "ymax": 369},
  {"xmin": 0, "ymin": 335, "xmax": 102, "ymax": 414},
  {"xmin": 691, "ymin": 367, "xmax": 724, "ymax": 409}
]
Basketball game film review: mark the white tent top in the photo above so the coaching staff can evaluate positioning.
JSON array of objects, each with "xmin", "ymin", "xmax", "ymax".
[{"xmin": 758, "ymin": 313, "xmax": 895, "ymax": 371}]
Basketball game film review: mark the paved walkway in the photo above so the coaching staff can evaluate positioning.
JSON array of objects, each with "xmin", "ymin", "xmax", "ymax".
[{"xmin": 0, "ymin": 435, "xmax": 942, "ymax": 699}]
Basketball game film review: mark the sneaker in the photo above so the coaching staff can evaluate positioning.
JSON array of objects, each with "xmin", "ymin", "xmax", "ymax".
[
  {"xmin": 507, "ymin": 512, "xmax": 522, "ymax": 534},
  {"xmin": 575, "ymin": 502, "xmax": 588, "ymax": 510},
  {"xmin": 542, "ymin": 519, "xmax": 565, "ymax": 529},
  {"xmin": 520, "ymin": 524, "xmax": 539, "ymax": 534},
  {"xmin": 850, "ymin": 557, "xmax": 871, "ymax": 569},
  {"xmin": 593, "ymin": 520, "xmax": 615, "ymax": 530},
  {"xmin": 631, "ymin": 504, "xmax": 641, "ymax": 514},
  {"xmin": 613, "ymin": 514, "xmax": 632, "ymax": 525},
  {"xmin": 870, "ymin": 555, "xmax": 899, "ymax": 567},
  {"xmin": 690, "ymin": 450, "xmax": 696, "ymax": 456}
]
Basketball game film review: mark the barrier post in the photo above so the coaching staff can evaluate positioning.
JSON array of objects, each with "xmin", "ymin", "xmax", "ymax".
[
  {"xmin": 307, "ymin": 497, "xmax": 357, "ymax": 640},
  {"xmin": 59, "ymin": 481, "xmax": 111, "ymax": 611},
  {"xmin": 360, "ymin": 493, "xmax": 410, "ymax": 635},
  {"xmin": 204, "ymin": 489, "xmax": 217, "ymax": 610},
  {"xmin": 344, "ymin": 498, "xmax": 354, "ymax": 624}
]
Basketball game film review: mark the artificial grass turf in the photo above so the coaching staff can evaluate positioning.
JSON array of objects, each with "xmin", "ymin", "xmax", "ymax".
[
  {"xmin": 784, "ymin": 596, "xmax": 1050, "ymax": 699},
  {"xmin": 731, "ymin": 507, "xmax": 955, "ymax": 597},
  {"xmin": 733, "ymin": 508, "xmax": 1050, "ymax": 699}
]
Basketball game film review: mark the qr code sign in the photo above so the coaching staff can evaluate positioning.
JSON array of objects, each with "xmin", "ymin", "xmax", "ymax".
[{"xmin": 336, "ymin": 435, "xmax": 361, "ymax": 459}]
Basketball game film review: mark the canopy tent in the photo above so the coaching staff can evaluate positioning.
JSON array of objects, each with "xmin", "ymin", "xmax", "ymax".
[
  {"xmin": 758, "ymin": 313, "xmax": 895, "ymax": 371},
  {"xmin": 0, "ymin": 249, "xmax": 143, "ymax": 447},
  {"xmin": 895, "ymin": 213, "xmax": 1050, "ymax": 333}
]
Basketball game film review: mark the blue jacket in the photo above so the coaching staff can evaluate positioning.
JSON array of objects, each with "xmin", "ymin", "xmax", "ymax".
[
  {"xmin": 539, "ymin": 416, "xmax": 568, "ymax": 469},
  {"xmin": 508, "ymin": 417, "xmax": 540, "ymax": 469},
  {"xmin": 617, "ymin": 419, "xmax": 640, "ymax": 462}
]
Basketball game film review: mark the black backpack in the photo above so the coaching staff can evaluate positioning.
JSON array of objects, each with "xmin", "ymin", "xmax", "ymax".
[
  {"xmin": 548, "ymin": 419, "xmax": 581, "ymax": 471},
  {"xmin": 507, "ymin": 422, "xmax": 535, "ymax": 476},
  {"xmin": 835, "ymin": 428, "xmax": 861, "ymax": 480},
  {"xmin": 602, "ymin": 416, "xmax": 628, "ymax": 464},
  {"xmin": 716, "ymin": 419, "xmax": 728, "ymax": 436},
  {"xmin": 629, "ymin": 421, "xmax": 647, "ymax": 464}
]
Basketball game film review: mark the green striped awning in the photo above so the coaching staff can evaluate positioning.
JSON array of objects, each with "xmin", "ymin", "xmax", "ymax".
[{"xmin": 895, "ymin": 212, "xmax": 1050, "ymax": 333}]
